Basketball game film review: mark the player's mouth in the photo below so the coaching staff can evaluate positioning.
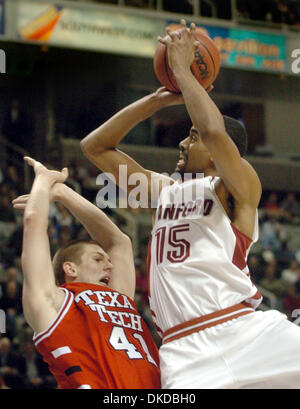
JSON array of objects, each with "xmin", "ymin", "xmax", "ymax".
[
  {"xmin": 99, "ymin": 275, "xmax": 110, "ymax": 286},
  {"xmin": 177, "ymin": 153, "xmax": 187, "ymax": 167}
]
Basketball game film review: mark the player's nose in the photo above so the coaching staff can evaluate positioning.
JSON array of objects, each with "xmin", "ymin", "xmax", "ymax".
[
  {"xmin": 105, "ymin": 260, "xmax": 113, "ymax": 272},
  {"xmin": 179, "ymin": 138, "xmax": 188, "ymax": 151}
]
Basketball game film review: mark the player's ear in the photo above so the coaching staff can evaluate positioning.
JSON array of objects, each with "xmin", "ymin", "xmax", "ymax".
[{"xmin": 63, "ymin": 261, "xmax": 78, "ymax": 279}]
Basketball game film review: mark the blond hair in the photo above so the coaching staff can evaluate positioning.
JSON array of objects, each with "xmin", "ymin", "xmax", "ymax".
[{"xmin": 52, "ymin": 239, "xmax": 99, "ymax": 285}]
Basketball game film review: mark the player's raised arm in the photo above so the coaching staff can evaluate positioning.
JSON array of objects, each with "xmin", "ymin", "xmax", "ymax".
[
  {"xmin": 47, "ymin": 183, "xmax": 137, "ymax": 299},
  {"xmin": 161, "ymin": 20, "xmax": 261, "ymax": 208},
  {"xmin": 20, "ymin": 157, "xmax": 67, "ymax": 334},
  {"xmin": 80, "ymin": 88, "xmax": 181, "ymax": 206},
  {"xmin": 14, "ymin": 181, "xmax": 137, "ymax": 299}
]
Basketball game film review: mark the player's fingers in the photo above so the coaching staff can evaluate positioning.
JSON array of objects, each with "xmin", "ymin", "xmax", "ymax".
[
  {"xmin": 12, "ymin": 195, "xmax": 29, "ymax": 204},
  {"xmin": 180, "ymin": 19, "xmax": 187, "ymax": 28},
  {"xmin": 180, "ymin": 19, "xmax": 190, "ymax": 38},
  {"xmin": 158, "ymin": 35, "xmax": 170, "ymax": 45},
  {"xmin": 12, "ymin": 194, "xmax": 29, "ymax": 202},
  {"xmin": 206, "ymin": 84, "xmax": 214, "ymax": 93},
  {"xmin": 61, "ymin": 167, "xmax": 69, "ymax": 180},
  {"xmin": 13, "ymin": 203, "xmax": 26, "ymax": 211},
  {"xmin": 166, "ymin": 29, "xmax": 179, "ymax": 42},
  {"xmin": 190, "ymin": 22, "xmax": 196, "ymax": 39},
  {"xmin": 24, "ymin": 156, "xmax": 35, "ymax": 167}
]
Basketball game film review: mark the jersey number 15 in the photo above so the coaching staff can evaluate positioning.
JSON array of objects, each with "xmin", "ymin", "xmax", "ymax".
[{"xmin": 155, "ymin": 224, "xmax": 190, "ymax": 264}]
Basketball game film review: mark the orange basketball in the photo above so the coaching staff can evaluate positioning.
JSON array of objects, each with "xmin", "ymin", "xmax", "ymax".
[{"xmin": 153, "ymin": 25, "xmax": 220, "ymax": 93}]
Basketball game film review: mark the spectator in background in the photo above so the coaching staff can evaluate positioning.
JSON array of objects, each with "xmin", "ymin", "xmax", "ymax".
[
  {"xmin": 270, "ymin": 0, "xmax": 296, "ymax": 24},
  {"xmin": 247, "ymin": 254, "xmax": 265, "ymax": 284},
  {"xmin": 236, "ymin": 0, "xmax": 251, "ymax": 18},
  {"xmin": 275, "ymin": 238, "xmax": 295, "ymax": 268},
  {"xmin": 1, "ymin": 99, "xmax": 33, "ymax": 158},
  {"xmin": 283, "ymin": 284, "xmax": 300, "ymax": 317},
  {"xmin": 135, "ymin": 258, "xmax": 148, "ymax": 306},
  {"xmin": 0, "ymin": 195, "xmax": 16, "ymax": 224},
  {"xmin": 280, "ymin": 192, "xmax": 300, "ymax": 223},
  {"xmin": 259, "ymin": 262, "xmax": 286, "ymax": 298},
  {"xmin": 261, "ymin": 215, "xmax": 285, "ymax": 253},
  {"xmin": 20, "ymin": 340, "xmax": 55, "ymax": 389},
  {"xmin": 6, "ymin": 266, "xmax": 23, "ymax": 287},
  {"xmin": 263, "ymin": 192, "xmax": 283, "ymax": 219},
  {"xmin": 0, "ymin": 280, "xmax": 23, "ymax": 340},
  {"xmin": 0, "ymin": 337, "xmax": 24, "ymax": 389},
  {"xmin": 281, "ymin": 260, "xmax": 300, "ymax": 285},
  {"xmin": 2, "ymin": 165, "xmax": 23, "ymax": 195},
  {"xmin": 294, "ymin": 270, "xmax": 300, "ymax": 295}
]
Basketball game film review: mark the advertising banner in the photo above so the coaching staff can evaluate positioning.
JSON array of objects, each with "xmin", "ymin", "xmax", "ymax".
[
  {"xmin": 167, "ymin": 20, "xmax": 287, "ymax": 74},
  {"xmin": 17, "ymin": 2, "xmax": 158, "ymax": 57}
]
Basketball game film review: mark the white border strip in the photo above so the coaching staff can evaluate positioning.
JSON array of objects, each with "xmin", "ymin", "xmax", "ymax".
[{"xmin": 51, "ymin": 346, "xmax": 72, "ymax": 359}]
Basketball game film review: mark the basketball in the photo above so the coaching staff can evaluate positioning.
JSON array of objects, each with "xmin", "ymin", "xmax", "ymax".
[{"xmin": 153, "ymin": 25, "xmax": 220, "ymax": 93}]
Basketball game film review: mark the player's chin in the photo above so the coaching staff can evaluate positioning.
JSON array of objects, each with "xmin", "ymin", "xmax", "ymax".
[{"xmin": 174, "ymin": 163, "xmax": 186, "ymax": 177}]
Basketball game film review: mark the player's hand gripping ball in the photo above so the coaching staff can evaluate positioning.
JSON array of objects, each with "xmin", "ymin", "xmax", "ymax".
[{"xmin": 153, "ymin": 24, "xmax": 220, "ymax": 93}]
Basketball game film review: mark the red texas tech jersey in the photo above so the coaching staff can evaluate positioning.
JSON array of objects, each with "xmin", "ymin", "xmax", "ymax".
[{"xmin": 33, "ymin": 282, "xmax": 161, "ymax": 389}]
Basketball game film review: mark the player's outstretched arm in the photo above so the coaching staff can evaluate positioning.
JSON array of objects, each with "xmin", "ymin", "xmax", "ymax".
[
  {"xmin": 20, "ymin": 157, "xmax": 67, "ymax": 334},
  {"xmin": 80, "ymin": 88, "xmax": 181, "ymax": 206},
  {"xmin": 161, "ymin": 20, "xmax": 261, "ymax": 208}
]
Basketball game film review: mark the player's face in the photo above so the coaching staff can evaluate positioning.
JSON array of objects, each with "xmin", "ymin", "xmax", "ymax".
[
  {"xmin": 175, "ymin": 127, "xmax": 211, "ymax": 175},
  {"xmin": 76, "ymin": 244, "xmax": 113, "ymax": 287}
]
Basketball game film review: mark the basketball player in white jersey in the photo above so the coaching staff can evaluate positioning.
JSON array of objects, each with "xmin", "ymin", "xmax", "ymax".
[{"xmin": 81, "ymin": 20, "xmax": 300, "ymax": 388}]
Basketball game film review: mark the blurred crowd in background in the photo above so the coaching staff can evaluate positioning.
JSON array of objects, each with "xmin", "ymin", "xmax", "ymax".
[
  {"xmin": 1, "ymin": 159, "xmax": 300, "ymax": 388},
  {"xmin": 1, "ymin": 0, "xmax": 300, "ymax": 391}
]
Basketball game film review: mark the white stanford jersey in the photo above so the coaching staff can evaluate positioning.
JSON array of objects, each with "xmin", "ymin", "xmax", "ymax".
[{"xmin": 147, "ymin": 176, "xmax": 262, "ymax": 336}]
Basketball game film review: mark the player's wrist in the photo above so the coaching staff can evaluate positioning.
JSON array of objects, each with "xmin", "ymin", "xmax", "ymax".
[
  {"xmin": 172, "ymin": 65, "xmax": 193, "ymax": 80},
  {"xmin": 51, "ymin": 182, "xmax": 66, "ymax": 203},
  {"xmin": 148, "ymin": 91, "xmax": 168, "ymax": 110}
]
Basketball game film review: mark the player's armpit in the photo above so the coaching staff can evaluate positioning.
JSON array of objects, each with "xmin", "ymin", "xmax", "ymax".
[
  {"xmin": 22, "ymin": 284, "xmax": 65, "ymax": 334},
  {"xmin": 108, "ymin": 239, "xmax": 136, "ymax": 300},
  {"xmin": 203, "ymin": 129, "xmax": 261, "ymax": 208}
]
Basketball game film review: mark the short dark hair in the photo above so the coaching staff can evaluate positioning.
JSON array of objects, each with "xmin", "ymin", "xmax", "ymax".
[
  {"xmin": 223, "ymin": 115, "xmax": 248, "ymax": 157},
  {"xmin": 52, "ymin": 239, "xmax": 99, "ymax": 286}
]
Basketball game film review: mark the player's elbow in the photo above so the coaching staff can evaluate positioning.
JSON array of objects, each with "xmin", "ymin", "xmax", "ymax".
[
  {"xmin": 120, "ymin": 233, "xmax": 133, "ymax": 249},
  {"xmin": 200, "ymin": 126, "xmax": 222, "ymax": 142},
  {"xmin": 111, "ymin": 232, "xmax": 132, "ymax": 250},
  {"xmin": 80, "ymin": 134, "xmax": 105, "ymax": 158}
]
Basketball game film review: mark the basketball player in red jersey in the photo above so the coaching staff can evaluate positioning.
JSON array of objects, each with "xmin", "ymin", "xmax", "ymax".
[
  {"xmin": 13, "ymin": 157, "xmax": 160, "ymax": 389},
  {"xmin": 81, "ymin": 20, "xmax": 300, "ymax": 388}
]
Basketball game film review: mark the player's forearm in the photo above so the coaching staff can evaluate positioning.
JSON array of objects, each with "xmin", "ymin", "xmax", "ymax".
[
  {"xmin": 23, "ymin": 175, "xmax": 51, "ymax": 229},
  {"xmin": 80, "ymin": 93, "xmax": 164, "ymax": 155},
  {"xmin": 173, "ymin": 67, "xmax": 225, "ymax": 137},
  {"xmin": 56, "ymin": 184, "xmax": 127, "ymax": 249}
]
